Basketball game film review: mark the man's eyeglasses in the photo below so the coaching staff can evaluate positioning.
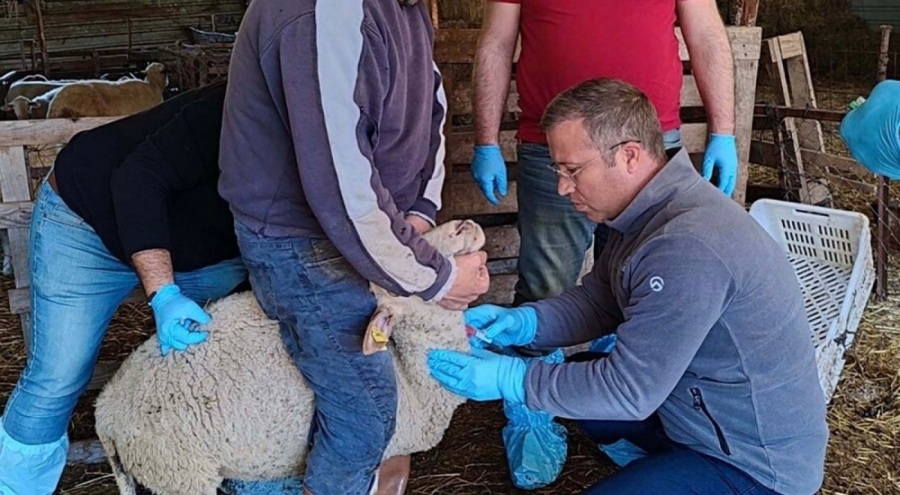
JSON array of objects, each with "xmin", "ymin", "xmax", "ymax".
[{"xmin": 547, "ymin": 140, "xmax": 641, "ymax": 185}]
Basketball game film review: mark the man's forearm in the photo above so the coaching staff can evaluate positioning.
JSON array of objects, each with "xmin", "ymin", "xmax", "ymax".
[
  {"xmin": 132, "ymin": 249, "xmax": 175, "ymax": 297},
  {"xmin": 693, "ymin": 38, "xmax": 735, "ymax": 134},
  {"xmin": 681, "ymin": 1, "xmax": 735, "ymax": 135},
  {"xmin": 473, "ymin": 40, "xmax": 515, "ymax": 145}
]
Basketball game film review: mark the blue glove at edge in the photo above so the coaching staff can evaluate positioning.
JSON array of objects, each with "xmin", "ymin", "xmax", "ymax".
[
  {"xmin": 427, "ymin": 347, "xmax": 527, "ymax": 403},
  {"xmin": 471, "ymin": 144, "xmax": 508, "ymax": 205},
  {"xmin": 702, "ymin": 133, "xmax": 738, "ymax": 196},
  {"xmin": 839, "ymin": 79, "xmax": 900, "ymax": 180},
  {"xmin": 149, "ymin": 283, "xmax": 211, "ymax": 356},
  {"xmin": 464, "ymin": 304, "xmax": 537, "ymax": 348}
]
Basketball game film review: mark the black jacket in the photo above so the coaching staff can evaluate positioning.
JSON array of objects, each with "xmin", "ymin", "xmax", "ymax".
[{"xmin": 54, "ymin": 81, "xmax": 238, "ymax": 272}]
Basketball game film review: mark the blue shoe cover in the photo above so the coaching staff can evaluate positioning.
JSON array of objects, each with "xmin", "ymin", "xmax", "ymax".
[{"xmin": 0, "ymin": 421, "xmax": 68, "ymax": 495}]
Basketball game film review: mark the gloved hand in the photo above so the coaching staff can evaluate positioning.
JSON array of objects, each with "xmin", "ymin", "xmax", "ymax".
[
  {"xmin": 427, "ymin": 347, "xmax": 527, "ymax": 403},
  {"xmin": 471, "ymin": 144, "xmax": 507, "ymax": 205},
  {"xmin": 465, "ymin": 304, "xmax": 537, "ymax": 347},
  {"xmin": 149, "ymin": 284, "xmax": 211, "ymax": 356},
  {"xmin": 702, "ymin": 133, "xmax": 738, "ymax": 196},
  {"xmin": 840, "ymin": 79, "xmax": 900, "ymax": 180}
]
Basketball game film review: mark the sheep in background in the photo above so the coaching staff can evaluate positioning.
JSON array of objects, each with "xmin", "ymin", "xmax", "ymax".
[
  {"xmin": 46, "ymin": 62, "xmax": 167, "ymax": 119},
  {"xmin": 94, "ymin": 219, "xmax": 485, "ymax": 495},
  {"xmin": 3, "ymin": 73, "xmax": 123, "ymax": 108},
  {"xmin": 17, "ymin": 74, "xmax": 48, "ymax": 82},
  {"xmin": 1, "ymin": 87, "xmax": 62, "ymax": 119},
  {"xmin": 4, "ymin": 79, "xmax": 69, "ymax": 104},
  {"xmin": 1, "ymin": 70, "xmax": 48, "ymax": 103}
]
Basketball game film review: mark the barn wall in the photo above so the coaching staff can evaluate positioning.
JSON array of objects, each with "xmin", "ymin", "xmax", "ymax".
[
  {"xmin": 0, "ymin": 0, "xmax": 245, "ymax": 76},
  {"xmin": 438, "ymin": 0, "xmax": 483, "ymax": 28}
]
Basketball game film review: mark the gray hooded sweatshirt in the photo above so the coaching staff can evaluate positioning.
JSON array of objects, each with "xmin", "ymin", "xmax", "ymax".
[{"xmin": 218, "ymin": 0, "xmax": 452, "ymax": 301}]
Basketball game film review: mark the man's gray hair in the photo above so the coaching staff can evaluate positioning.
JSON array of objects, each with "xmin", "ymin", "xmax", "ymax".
[{"xmin": 540, "ymin": 78, "xmax": 667, "ymax": 163}]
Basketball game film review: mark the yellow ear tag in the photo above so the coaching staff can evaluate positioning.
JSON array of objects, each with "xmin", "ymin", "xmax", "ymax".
[{"xmin": 371, "ymin": 326, "xmax": 389, "ymax": 344}]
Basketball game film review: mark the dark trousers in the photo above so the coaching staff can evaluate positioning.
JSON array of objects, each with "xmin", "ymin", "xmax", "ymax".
[{"xmin": 568, "ymin": 352, "xmax": 781, "ymax": 495}]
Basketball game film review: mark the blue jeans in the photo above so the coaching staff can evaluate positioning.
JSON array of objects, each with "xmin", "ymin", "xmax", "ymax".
[
  {"xmin": 234, "ymin": 223, "xmax": 397, "ymax": 495},
  {"xmin": 577, "ymin": 418, "xmax": 780, "ymax": 495},
  {"xmin": 1, "ymin": 182, "xmax": 246, "ymax": 492},
  {"xmin": 514, "ymin": 130, "xmax": 682, "ymax": 304}
]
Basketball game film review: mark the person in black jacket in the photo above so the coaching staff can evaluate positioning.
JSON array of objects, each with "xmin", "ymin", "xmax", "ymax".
[{"xmin": 0, "ymin": 80, "xmax": 247, "ymax": 495}]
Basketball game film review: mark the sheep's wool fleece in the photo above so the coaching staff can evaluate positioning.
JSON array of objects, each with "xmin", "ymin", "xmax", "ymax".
[{"xmin": 95, "ymin": 290, "xmax": 468, "ymax": 493}]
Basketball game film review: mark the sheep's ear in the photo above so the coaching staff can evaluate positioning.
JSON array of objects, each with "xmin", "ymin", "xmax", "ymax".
[
  {"xmin": 362, "ymin": 306, "xmax": 396, "ymax": 355},
  {"xmin": 0, "ymin": 104, "xmax": 10, "ymax": 112}
]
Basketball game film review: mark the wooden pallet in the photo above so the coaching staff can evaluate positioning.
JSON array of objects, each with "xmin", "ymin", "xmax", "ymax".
[{"xmin": 758, "ymin": 31, "xmax": 829, "ymax": 204}]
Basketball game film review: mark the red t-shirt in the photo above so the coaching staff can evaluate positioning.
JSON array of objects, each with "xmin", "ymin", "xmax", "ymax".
[{"xmin": 493, "ymin": 0, "xmax": 684, "ymax": 143}]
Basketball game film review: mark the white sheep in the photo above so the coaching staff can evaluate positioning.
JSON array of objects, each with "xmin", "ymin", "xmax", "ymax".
[
  {"xmin": 46, "ymin": 62, "xmax": 167, "ymax": 119},
  {"xmin": 94, "ymin": 219, "xmax": 486, "ymax": 495},
  {"xmin": 3, "ymin": 80, "xmax": 66, "ymax": 104},
  {"xmin": 1, "ymin": 87, "xmax": 62, "ymax": 119}
]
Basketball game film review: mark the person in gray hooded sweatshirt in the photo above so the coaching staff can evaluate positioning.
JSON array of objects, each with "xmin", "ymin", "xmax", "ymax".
[
  {"xmin": 218, "ymin": 0, "xmax": 490, "ymax": 494},
  {"xmin": 428, "ymin": 78, "xmax": 829, "ymax": 495}
]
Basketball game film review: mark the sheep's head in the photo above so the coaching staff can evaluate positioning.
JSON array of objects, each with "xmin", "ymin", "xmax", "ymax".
[
  {"xmin": 363, "ymin": 219, "xmax": 486, "ymax": 355},
  {"xmin": 420, "ymin": 219, "xmax": 485, "ymax": 258},
  {"xmin": 1, "ymin": 96, "xmax": 39, "ymax": 120},
  {"xmin": 143, "ymin": 62, "xmax": 168, "ymax": 92}
]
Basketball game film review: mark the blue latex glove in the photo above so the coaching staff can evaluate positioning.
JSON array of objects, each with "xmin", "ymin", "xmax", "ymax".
[
  {"xmin": 840, "ymin": 79, "xmax": 900, "ymax": 180},
  {"xmin": 427, "ymin": 347, "xmax": 527, "ymax": 403},
  {"xmin": 598, "ymin": 438, "xmax": 649, "ymax": 468},
  {"xmin": 149, "ymin": 284, "xmax": 211, "ymax": 356},
  {"xmin": 471, "ymin": 144, "xmax": 508, "ymax": 205},
  {"xmin": 465, "ymin": 304, "xmax": 537, "ymax": 348},
  {"xmin": 702, "ymin": 133, "xmax": 738, "ymax": 196},
  {"xmin": 589, "ymin": 333, "xmax": 618, "ymax": 354},
  {"xmin": 501, "ymin": 348, "xmax": 567, "ymax": 490}
]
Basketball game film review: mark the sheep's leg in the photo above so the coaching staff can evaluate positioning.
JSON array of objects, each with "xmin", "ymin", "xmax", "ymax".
[
  {"xmin": 97, "ymin": 433, "xmax": 137, "ymax": 495},
  {"xmin": 376, "ymin": 455, "xmax": 410, "ymax": 495}
]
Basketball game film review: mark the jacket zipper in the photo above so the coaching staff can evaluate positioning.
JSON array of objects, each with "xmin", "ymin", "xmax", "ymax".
[{"xmin": 690, "ymin": 387, "xmax": 732, "ymax": 456}]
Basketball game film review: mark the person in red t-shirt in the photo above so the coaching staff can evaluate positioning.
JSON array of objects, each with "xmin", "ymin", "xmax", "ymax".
[{"xmin": 471, "ymin": 0, "xmax": 737, "ymax": 307}]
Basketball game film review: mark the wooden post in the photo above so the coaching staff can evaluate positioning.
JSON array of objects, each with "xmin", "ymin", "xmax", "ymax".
[
  {"xmin": 730, "ymin": 0, "xmax": 760, "ymax": 27},
  {"xmin": 17, "ymin": 39, "xmax": 25, "ymax": 70},
  {"xmin": 32, "ymin": 0, "xmax": 48, "ymax": 74},
  {"xmin": 428, "ymin": 0, "xmax": 439, "ymax": 31},
  {"xmin": 875, "ymin": 25, "xmax": 891, "ymax": 301}
]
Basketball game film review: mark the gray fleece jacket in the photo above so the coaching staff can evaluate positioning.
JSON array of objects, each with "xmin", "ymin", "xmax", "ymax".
[{"xmin": 525, "ymin": 149, "xmax": 828, "ymax": 495}]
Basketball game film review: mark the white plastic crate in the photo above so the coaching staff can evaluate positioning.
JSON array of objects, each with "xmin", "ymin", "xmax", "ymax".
[{"xmin": 749, "ymin": 199, "xmax": 876, "ymax": 403}]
